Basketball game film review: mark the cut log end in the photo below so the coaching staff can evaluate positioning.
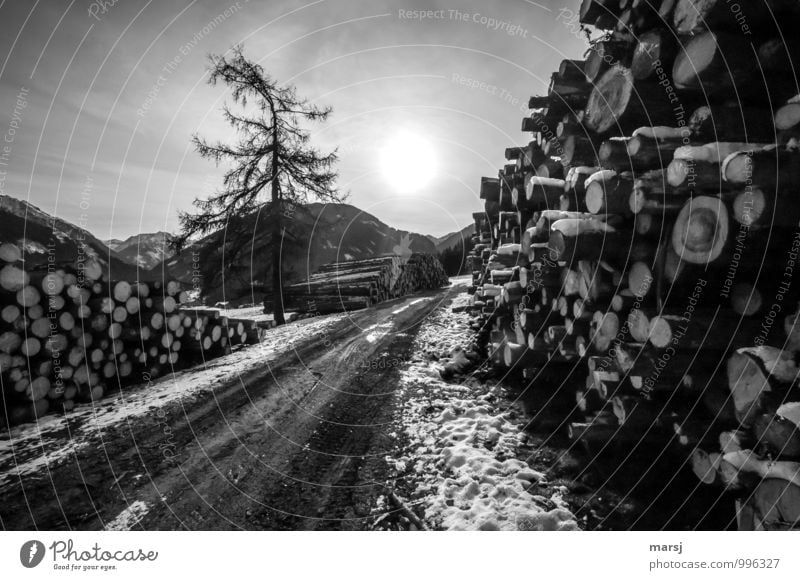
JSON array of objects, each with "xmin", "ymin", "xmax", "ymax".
[{"xmin": 672, "ymin": 197, "xmax": 729, "ymax": 264}]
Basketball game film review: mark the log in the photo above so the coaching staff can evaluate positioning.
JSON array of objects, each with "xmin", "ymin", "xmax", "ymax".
[
  {"xmin": 584, "ymin": 64, "xmax": 677, "ymax": 134},
  {"xmin": 675, "ymin": 142, "xmax": 766, "ymax": 166},
  {"xmin": 752, "ymin": 412, "xmax": 800, "ymax": 460},
  {"xmin": 0, "ymin": 243, "xmax": 22, "ymax": 263},
  {"xmin": 724, "ymin": 449, "xmax": 800, "ymax": 488},
  {"xmin": 0, "ymin": 264, "xmax": 29, "ymax": 292},
  {"xmin": 775, "ymin": 102, "xmax": 800, "ymax": 132},
  {"xmin": 579, "ymin": 0, "xmax": 621, "ymax": 25},
  {"xmin": 727, "ymin": 351, "xmax": 771, "ymax": 426},
  {"xmin": 584, "ymin": 39, "xmax": 633, "ymax": 83},
  {"xmin": 665, "ymin": 158, "xmax": 725, "ymax": 190},
  {"xmin": 631, "ymin": 28, "xmax": 678, "ymax": 80},
  {"xmin": 673, "ymin": 0, "xmax": 796, "ymax": 35},
  {"xmin": 480, "ymin": 177, "xmax": 501, "ymax": 201},
  {"xmin": 723, "ymin": 149, "xmax": 800, "ymax": 190},
  {"xmin": 561, "ymin": 135, "xmax": 597, "ymax": 167},
  {"xmin": 673, "ymin": 32, "xmax": 770, "ymax": 100},
  {"xmin": 689, "ymin": 105, "xmax": 778, "ymax": 143},
  {"xmin": 626, "ymin": 134, "xmax": 684, "ymax": 169},
  {"xmin": 585, "ymin": 174, "xmax": 634, "ymax": 216},
  {"xmin": 548, "ymin": 219, "xmax": 634, "ymax": 269},
  {"xmin": 558, "ymin": 59, "xmax": 587, "ymax": 82},
  {"xmin": 671, "ymin": 196, "xmax": 729, "ymax": 265},
  {"xmin": 525, "ymin": 177, "xmax": 566, "ymax": 209}
]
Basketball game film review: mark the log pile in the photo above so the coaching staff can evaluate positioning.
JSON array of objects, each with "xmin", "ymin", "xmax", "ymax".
[
  {"xmin": 467, "ymin": 0, "xmax": 800, "ymax": 530},
  {"xmin": 284, "ymin": 254, "xmax": 449, "ymax": 314},
  {"xmin": 0, "ymin": 246, "xmax": 267, "ymax": 428}
]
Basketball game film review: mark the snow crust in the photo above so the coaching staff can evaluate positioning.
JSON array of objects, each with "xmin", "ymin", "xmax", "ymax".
[{"xmin": 392, "ymin": 292, "xmax": 578, "ymax": 531}]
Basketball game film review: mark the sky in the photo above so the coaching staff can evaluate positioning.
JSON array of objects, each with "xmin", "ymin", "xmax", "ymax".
[{"xmin": 0, "ymin": 0, "xmax": 589, "ymax": 240}]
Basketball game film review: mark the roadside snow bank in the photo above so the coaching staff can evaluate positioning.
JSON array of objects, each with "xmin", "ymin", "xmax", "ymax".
[
  {"xmin": 394, "ymin": 292, "xmax": 578, "ymax": 531},
  {"xmin": 0, "ymin": 313, "xmax": 347, "ymax": 490}
]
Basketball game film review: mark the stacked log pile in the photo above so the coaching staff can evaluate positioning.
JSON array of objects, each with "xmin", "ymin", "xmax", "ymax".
[
  {"xmin": 284, "ymin": 254, "xmax": 449, "ymax": 314},
  {"xmin": 467, "ymin": 0, "xmax": 800, "ymax": 530},
  {"xmin": 0, "ymin": 245, "xmax": 267, "ymax": 428}
]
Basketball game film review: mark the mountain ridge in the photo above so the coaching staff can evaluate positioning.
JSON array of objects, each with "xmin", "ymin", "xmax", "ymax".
[{"xmin": 1, "ymin": 194, "xmax": 466, "ymax": 300}]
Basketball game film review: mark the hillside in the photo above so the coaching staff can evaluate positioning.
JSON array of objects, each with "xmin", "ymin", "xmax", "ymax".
[
  {"xmin": 157, "ymin": 203, "xmax": 440, "ymax": 303},
  {"xmin": 433, "ymin": 224, "xmax": 473, "ymax": 254},
  {"xmin": 0, "ymin": 195, "xmax": 449, "ymax": 297},
  {"xmin": 0, "ymin": 194, "xmax": 139, "ymax": 279},
  {"xmin": 105, "ymin": 231, "xmax": 173, "ymax": 270}
]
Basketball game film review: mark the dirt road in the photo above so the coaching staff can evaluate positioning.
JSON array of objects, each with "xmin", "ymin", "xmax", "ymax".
[{"xmin": 0, "ymin": 284, "xmax": 462, "ymax": 530}]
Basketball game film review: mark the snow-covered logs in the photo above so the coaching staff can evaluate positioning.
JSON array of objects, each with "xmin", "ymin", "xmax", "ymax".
[{"xmin": 464, "ymin": 0, "xmax": 800, "ymax": 530}]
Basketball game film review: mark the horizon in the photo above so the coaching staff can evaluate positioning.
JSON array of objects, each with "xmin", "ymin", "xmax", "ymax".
[
  {"xmin": 0, "ymin": 0, "xmax": 587, "ymax": 239},
  {"xmin": 1, "ymin": 191, "xmax": 472, "ymax": 244}
]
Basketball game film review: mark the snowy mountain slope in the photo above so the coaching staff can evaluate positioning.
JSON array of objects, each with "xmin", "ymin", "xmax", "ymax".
[{"xmin": 0, "ymin": 194, "xmax": 139, "ymax": 279}]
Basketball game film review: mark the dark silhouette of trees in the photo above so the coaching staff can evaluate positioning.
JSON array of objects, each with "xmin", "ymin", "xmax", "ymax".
[{"xmin": 438, "ymin": 237, "xmax": 474, "ymax": 277}]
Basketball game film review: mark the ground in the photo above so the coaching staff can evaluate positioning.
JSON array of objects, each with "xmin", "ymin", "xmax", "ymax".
[
  {"xmin": 0, "ymin": 279, "xmax": 732, "ymax": 530},
  {"xmin": 1, "ymin": 282, "xmax": 464, "ymax": 530}
]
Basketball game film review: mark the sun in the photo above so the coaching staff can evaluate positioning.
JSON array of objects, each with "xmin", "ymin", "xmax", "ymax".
[{"xmin": 379, "ymin": 131, "xmax": 436, "ymax": 192}]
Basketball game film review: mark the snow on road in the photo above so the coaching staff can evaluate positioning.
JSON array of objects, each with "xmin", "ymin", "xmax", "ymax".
[
  {"xmin": 392, "ymin": 292, "xmax": 578, "ymax": 531},
  {"xmin": 104, "ymin": 500, "xmax": 150, "ymax": 531},
  {"xmin": 0, "ymin": 313, "xmax": 346, "ymax": 490}
]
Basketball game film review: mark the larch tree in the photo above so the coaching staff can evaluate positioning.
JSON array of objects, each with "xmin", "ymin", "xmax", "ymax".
[{"xmin": 173, "ymin": 46, "xmax": 341, "ymax": 325}]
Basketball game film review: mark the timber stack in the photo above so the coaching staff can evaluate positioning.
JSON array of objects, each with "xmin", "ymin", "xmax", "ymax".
[
  {"xmin": 284, "ymin": 254, "xmax": 449, "ymax": 314},
  {"xmin": 466, "ymin": 0, "xmax": 800, "ymax": 530},
  {"xmin": 0, "ymin": 248, "xmax": 267, "ymax": 428}
]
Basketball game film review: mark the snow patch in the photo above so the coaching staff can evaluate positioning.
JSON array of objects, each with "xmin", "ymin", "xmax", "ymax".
[
  {"xmin": 391, "ymin": 296, "xmax": 432, "ymax": 315},
  {"xmin": 0, "ymin": 313, "xmax": 347, "ymax": 490},
  {"xmin": 392, "ymin": 292, "xmax": 578, "ymax": 531},
  {"xmin": 105, "ymin": 500, "xmax": 149, "ymax": 530}
]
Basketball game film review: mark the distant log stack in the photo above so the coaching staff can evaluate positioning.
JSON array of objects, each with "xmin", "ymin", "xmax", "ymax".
[
  {"xmin": 0, "ymin": 245, "xmax": 270, "ymax": 428},
  {"xmin": 465, "ymin": 0, "xmax": 800, "ymax": 531},
  {"xmin": 283, "ymin": 254, "xmax": 449, "ymax": 314}
]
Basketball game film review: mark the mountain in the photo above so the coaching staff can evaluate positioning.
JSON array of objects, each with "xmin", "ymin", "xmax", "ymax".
[
  {"xmin": 433, "ymin": 224, "xmax": 474, "ymax": 254},
  {"xmin": 158, "ymin": 203, "xmax": 440, "ymax": 303},
  {"xmin": 0, "ymin": 194, "xmax": 139, "ymax": 279},
  {"xmin": 0, "ymin": 194, "xmax": 448, "ymax": 299},
  {"xmin": 104, "ymin": 231, "xmax": 173, "ymax": 270}
]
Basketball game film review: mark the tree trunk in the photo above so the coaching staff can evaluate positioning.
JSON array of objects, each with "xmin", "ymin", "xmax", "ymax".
[{"xmin": 270, "ymin": 111, "xmax": 286, "ymax": 325}]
